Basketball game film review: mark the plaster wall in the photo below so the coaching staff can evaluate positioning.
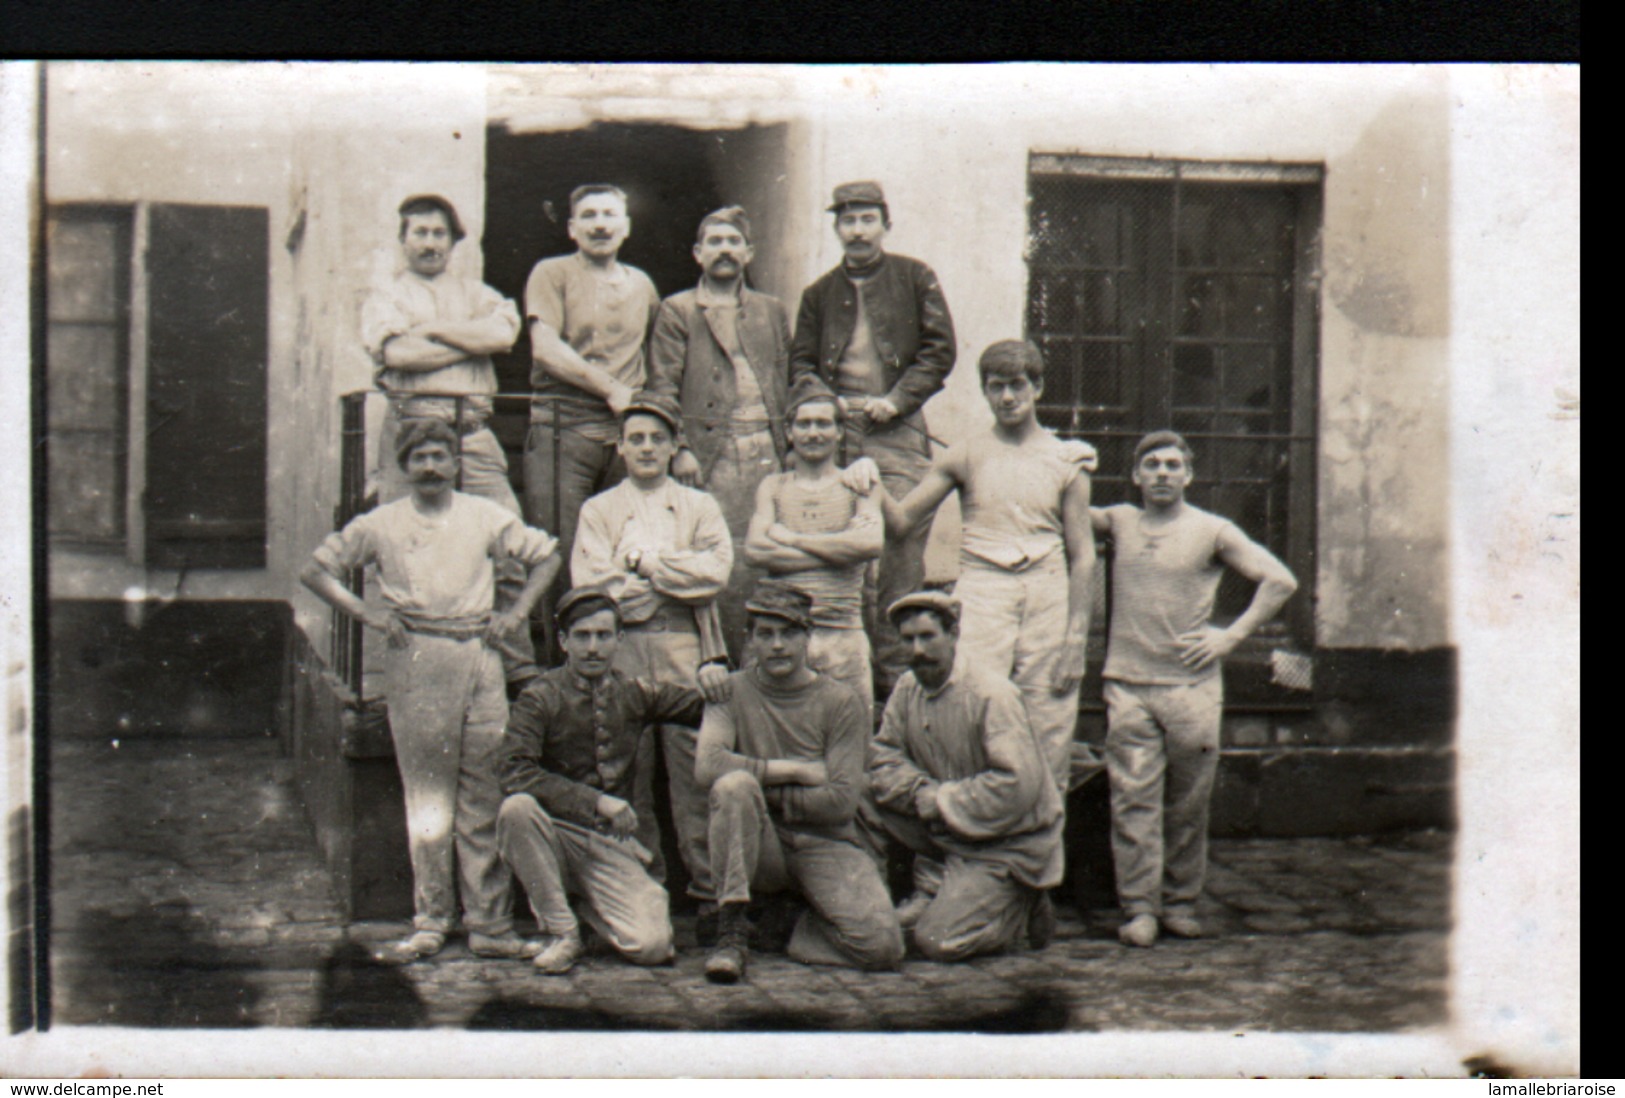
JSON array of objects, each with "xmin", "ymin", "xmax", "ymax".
[{"xmin": 780, "ymin": 65, "xmax": 1453, "ymax": 650}]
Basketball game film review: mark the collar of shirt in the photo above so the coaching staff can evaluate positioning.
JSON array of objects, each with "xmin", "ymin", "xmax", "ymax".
[
  {"xmin": 565, "ymin": 665, "xmax": 610, "ymax": 698},
  {"xmin": 695, "ymin": 279, "xmax": 744, "ymax": 309}
]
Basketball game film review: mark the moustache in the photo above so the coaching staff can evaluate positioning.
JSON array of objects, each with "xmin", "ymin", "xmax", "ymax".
[{"xmin": 410, "ymin": 470, "xmax": 450, "ymax": 483}]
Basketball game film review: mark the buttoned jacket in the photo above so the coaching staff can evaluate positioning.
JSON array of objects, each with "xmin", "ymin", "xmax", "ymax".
[
  {"xmin": 647, "ymin": 285, "xmax": 792, "ymax": 482},
  {"xmin": 499, "ymin": 666, "xmax": 705, "ymax": 857},
  {"xmin": 788, "ymin": 253, "xmax": 956, "ymax": 419}
]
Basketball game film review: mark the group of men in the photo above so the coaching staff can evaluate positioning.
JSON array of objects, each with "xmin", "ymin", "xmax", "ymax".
[{"xmin": 301, "ymin": 179, "xmax": 1298, "ymax": 982}]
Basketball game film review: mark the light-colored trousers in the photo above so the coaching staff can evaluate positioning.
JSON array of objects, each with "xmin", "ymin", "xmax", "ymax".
[
  {"xmin": 707, "ymin": 770, "xmax": 904, "ymax": 969},
  {"xmin": 496, "ymin": 796, "xmax": 674, "ymax": 964},
  {"xmin": 703, "ymin": 428, "xmax": 781, "ymax": 665},
  {"xmin": 868, "ymin": 806, "xmax": 1035, "ymax": 962},
  {"xmin": 953, "ymin": 557, "xmax": 1079, "ymax": 792},
  {"xmin": 1104, "ymin": 676, "xmax": 1223, "ymax": 919},
  {"xmin": 384, "ymin": 634, "xmax": 513, "ymax": 936},
  {"xmin": 612, "ymin": 628, "xmax": 712, "ymax": 902}
]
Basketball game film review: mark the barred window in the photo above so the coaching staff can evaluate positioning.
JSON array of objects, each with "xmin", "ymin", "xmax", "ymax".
[{"xmin": 1027, "ymin": 155, "xmax": 1320, "ymax": 641}]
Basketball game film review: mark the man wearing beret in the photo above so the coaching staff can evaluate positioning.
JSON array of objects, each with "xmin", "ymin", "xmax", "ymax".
[
  {"xmin": 648, "ymin": 206, "xmax": 794, "ymax": 655},
  {"xmin": 496, "ymin": 585, "xmax": 708, "ymax": 974},
  {"xmin": 572, "ymin": 391, "xmax": 734, "ymax": 914},
  {"xmin": 359, "ymin": 193, "xmax": 538, "ymax": 687},
  {"xmin": 301, "ymin": 420, "xmax": 562, "ymax": 964},
  {"xmin": 695, "ymin": 581, "xmax": 904, "ymax": 983},
  {"xmin": 867, "ymin": 591, "xmax": 1065, "ymax": 961},
  {"xmin": 744, "ymin": 374, "xmax": 883, "ymax": 715},
  {"xmin": 789, "ymin": 181, "xmax": 956, "ymax": 700}
]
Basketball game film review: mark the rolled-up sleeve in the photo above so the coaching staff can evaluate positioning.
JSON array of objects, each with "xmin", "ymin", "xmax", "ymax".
[
  {"xmin": 474, "ymin": 282, "xmax": 522, "ymax": 348},
  {"xmin": 492, "ymin": 512, "xmax": 559, "ymax": 568},
  {"xmin": 359, "ymin": 287, "xmax": 412, "ymax": 365},
  {"xmin": 311, "ymin": 513, "xmax": 377, "ymax": 578}
]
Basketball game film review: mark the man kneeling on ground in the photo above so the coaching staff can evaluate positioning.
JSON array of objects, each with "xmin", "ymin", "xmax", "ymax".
[
  {"xmin": 495, "ymin": 584, "xmax": 707, "ymax": 974},
  {"xmin": 867, "ymin": 591, "xmax": 1065, "ymax": 961},
  {"xmin": 695, "ymin": 582, "xmax": 904, "ymax": 983}
]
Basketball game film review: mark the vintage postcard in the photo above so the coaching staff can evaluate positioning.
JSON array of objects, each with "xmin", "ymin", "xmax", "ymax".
[{"xmin": 2, "ymin": 62, "xmax": 1579, "ymax": 1077}]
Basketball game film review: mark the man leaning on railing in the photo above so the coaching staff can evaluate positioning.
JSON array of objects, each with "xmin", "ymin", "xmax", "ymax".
[{"xmin": 359, "ymin": 193, "xmax": 539, "ymax": 689}]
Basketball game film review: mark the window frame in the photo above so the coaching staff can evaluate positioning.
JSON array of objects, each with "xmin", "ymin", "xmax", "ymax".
[{"xmin": 1025, "ymin": 153, "xmax": 1322, "ymax": 646}]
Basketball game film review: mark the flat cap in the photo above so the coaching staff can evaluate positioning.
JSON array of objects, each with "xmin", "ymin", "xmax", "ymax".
[
  {"xmin": 555, "ymin": 582, "xmax": 622, "ymax": 630},
  {"xmin": 745, "ymin": 581, "xmax": 815, "ymax": 631},
  {"xmin": 621, "ymin": 390, "xmax": 682, "ymax": 436},
  {"xmin": 783, "ymin": 374, "xmax": 843, "ymax": 424},
  {"xmin": 827, "ymin": 180, "xmax": 887, "ymax": 212},
  {"xmin": 886, "ymin": 589, "xmax": 960, "ymax": 627}
]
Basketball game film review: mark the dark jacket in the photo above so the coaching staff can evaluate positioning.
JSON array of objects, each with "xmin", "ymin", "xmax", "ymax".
[
  {"xmin": 788, "ymin": 253, "xmax": 956, "ymax": 419},
  {"xmin": 499, "ymin": 667, "xmax": 705, "ymax": 859},
  {"xmin": 647, "ymin": 285, "xmax": 792, "ymax": 482}
]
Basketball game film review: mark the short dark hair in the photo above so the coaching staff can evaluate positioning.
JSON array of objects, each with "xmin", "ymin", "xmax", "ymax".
[
  {"xmin": 696, "ymin": 205, "xmax": 751, "ymax": 245},
  {"xmin": 569, "ymin": 184, "xmax": 629, "ymax": 216},
  {"xmin": 1133, "ymin": 430, "xmax": 1196, "ymax": 467},
  {"xmin": 397, "ymin": 195, "xmax": 465, "ymax": 242},
  {"xmin": 977, "ymin": 340, "xmax": 1045, "ymax": 386},
  {"xmin": 747, "ymin": 611, "xmax": 811, "ymax": 635},
  {"xmin": 560, "ymin": 594, "xmax": 622, "ymax": 633},
  {"xmin": 394, "ymin": 419, "xmax": 460, "ymax": 470}
]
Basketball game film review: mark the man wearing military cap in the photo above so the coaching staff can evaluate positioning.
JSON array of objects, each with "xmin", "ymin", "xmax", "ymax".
[
  {"xmin": 866, "ymin": 589, "xmax": 1066, "ymax": 960},
  {"xmin": 744, "ymin": 374, "xmax": 883, "ymax": 714},
  {"xmin": 695, "ymin": 581, "xmax": 903, "ymax": 983},
  {"xmin": 789, "ymin": 181, "xmax": 957, "ymax": 700},
  {"xmin": 572, "ymin": 391, "xmax": 734, "ymax": 913},
  {"xmin": 495, "ymin": 584, "xmax": 710, "ymax": 974}
]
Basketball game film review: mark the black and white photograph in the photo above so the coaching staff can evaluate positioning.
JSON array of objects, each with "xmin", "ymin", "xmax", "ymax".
[{"xmin": 4, "ymin": 61, "xmax": 1578, "ymax": 1077}]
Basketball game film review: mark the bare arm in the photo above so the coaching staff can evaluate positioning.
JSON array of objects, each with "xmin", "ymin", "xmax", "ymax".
[
  {"xmin": 880, "ymin": 459, "xmax": 960, "ymax": 540},
  {"xmin": 1180, "ymin": 524, "xmax": 1300, "ymax": 671},
  {"xmin": 772, "ymin": 488, "xmax": 883, "ymax": 567},
  {"xmin": 1087, "ymin": 505, "xmax": 1113, "ymax": 535},
  {"xmin": 531, "ymin": 321, "xmax": 635, "ymax": 410},
  {"xmin": 744, "ymin": 476, "xmax": 824, "ymax": 571},
  {"xmin": 1052, "ymin": 470, "xmax": 1097, "ymax": 694}
]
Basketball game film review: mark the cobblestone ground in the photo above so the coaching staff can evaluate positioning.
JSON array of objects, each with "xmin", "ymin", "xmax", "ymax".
[{"xmin": 47, "ymin": 738, "xmax": 1450, "ymax": 1033}]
